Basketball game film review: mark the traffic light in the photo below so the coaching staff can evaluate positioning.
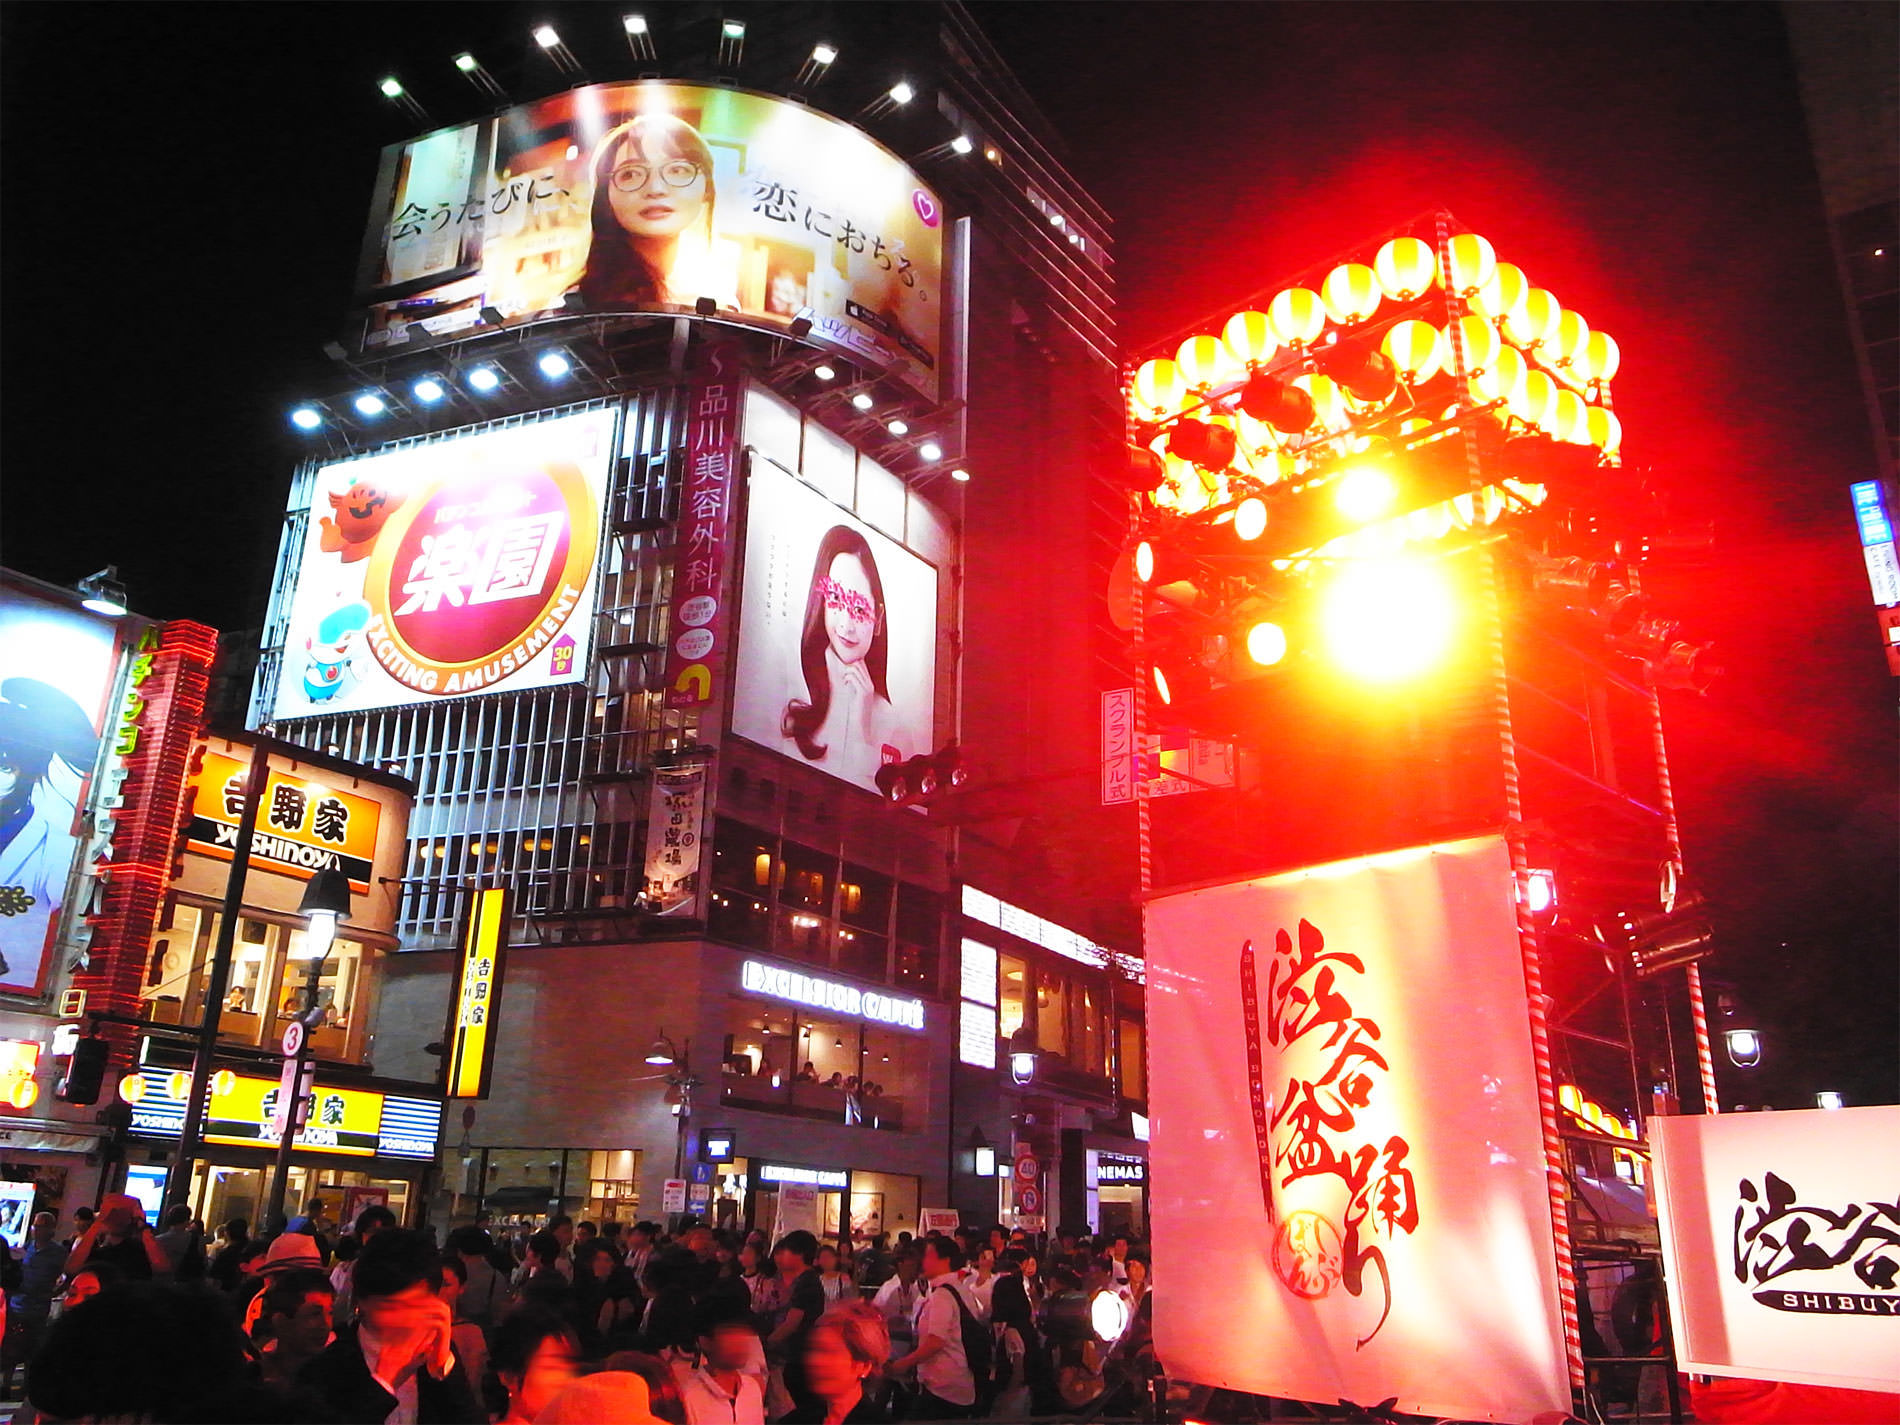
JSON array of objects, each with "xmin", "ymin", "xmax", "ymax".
[
  {"xmin": 874, "ymin": 742, "xmax": 968, "ymax": 808},
  {"xmin": 57, "ymin": 1036, "xmax": 110, "ymax": 1105}
]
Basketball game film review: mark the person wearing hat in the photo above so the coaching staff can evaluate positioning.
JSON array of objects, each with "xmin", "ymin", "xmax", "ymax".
[
  {"xmin": 240, "ymin": 1232, "xmax": 330, "ymax": 1339},
  {"xmin": 0, "ymin": 678, "xmax": 100, "ymax": 985},
  {"xmin": 533, "ymin": 1371, "xmax": 664, "ymax": 1425}
]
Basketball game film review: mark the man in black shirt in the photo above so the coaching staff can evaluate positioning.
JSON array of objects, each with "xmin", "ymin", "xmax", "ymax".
[
  {"xmin": 64, "ymin": 1194, "xmax": 169, "ymax": 1281},
  {"xmin": 765, "ymin": 1229, "xmax": 826, "ymax": 1416}
]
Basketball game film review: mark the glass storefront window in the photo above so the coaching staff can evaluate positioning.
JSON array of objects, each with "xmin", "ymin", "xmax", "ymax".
[
  {"xmin": 836, "ymin": 926, "xmax": 888, "ymax": 982},
  {"xmin": 776, "ymin": 908, "xmax": 830, "ymax": 962},
  {"xmin": 894, "ymin": 939, "xmax": 938, "ymax": 994},
  {"xmin": 709, "ymin": 891, "xmax": 772, "ymax": 951},
  {"xmin": 999, "ymin": 955, "xmax": 1027, "ymax": 1040},
  {"xmin": 720, "ymin": 997, "xmax": 921, "ymax": 1132},
  {"xmin": 1036, "ymin": 974, "xmax": 1068, "ymax": 1058},
  {"xmin": 778, "ymin": 840, "xmax": 833, "ymax": 913},
  {"xmin": 1118, "ymin": 1017, "xmax": 1146, "ymax": 1102},
  {"xmin": 1076, "ymin": 982, "xmax": 1110, "ymax": 1079},
  {"xmin": 712, "ymin": 820, "xmax": 777, "ymax": 895},
  {"xmin": 895, "ymin": 885, "xmax": 943, "ymax": 947},
  {"xmin": 839, "ymin": 864, "xmax": 893, "ymax": 933}
]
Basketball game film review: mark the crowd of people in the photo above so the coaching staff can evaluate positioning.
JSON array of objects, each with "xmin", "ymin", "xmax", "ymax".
[{"xmin": 8, "ymin": 1192, "xmax": 1156, "ymax": 1424}]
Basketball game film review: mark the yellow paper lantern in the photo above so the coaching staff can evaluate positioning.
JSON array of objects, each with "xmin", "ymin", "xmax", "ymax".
[
  {"xmin": 1267, "ymin": 287, "xmax": 1327, "ymax": 347},
  {"xmin": 1552, "ymin": 389, "xmax": 1591, "ymax": 444},
  {"xmin": 1549, "ymin": 309, "xmax": 1591, "ymax": 370},
  {"xmin": 212, "ymin": 1069, "xmax": 238, "ymax": 1097},
  {"xmin": 1374, "ymin": 236, "xmax": 1437, "ymax": 300},
  {"xmin": 1235, "ymin": 409, "xmax": 1282, "ymax": 457},
  {"xmin": 1162, "ymin": 453, "xmax": 1211, "ymax": 514},
  {"xmin": 1502, "ymin": 288, "xmax": 1562, "ymax": 351},
  {"xmin": 1381, "ymin": 319, "xmax": 1444, "ymax": 384},
  {"xmin": 1132, "ymin": 357, "xmax": 1187, "ymax": 417},
  {"xmin": 1293, "ymin": 372, "xmax": 1350, "ymax": 430},
  {"xmin": 1444, "ymin": 314, "xmax": 1501, "ymax": 376},
  {"xmin": 1220, "ymin": 310, "xmax": 1278, "ymax": 369},
  {"xmin": 1321, "ymin": 263, "xmax": 1383, "ymax": 325},
  {"xmin": 1473, "ymin": 344, "xmax": 1529, "ymax": 407},
  {"xmin": 1585, "ymin": 404, "xmax": 1622, "ymax": 453},
  {"xmin": 1511, "ymin": 369, "xmax": 1560, "ymax": 430},
  {"xmin": 1176, "ymin": 334, "xmax": 1238, "ymax": 390},
  {"xmin": 1441, "ymin": 233, "xmax": 1497, "ymax": 297},
  {"xmin": 1469, "ymin": 262, "xmax": 1531, "ymax": 327},
  {"xmin": 1580, "ymin": 330, "xmax": 1621, "ymax": 385}
]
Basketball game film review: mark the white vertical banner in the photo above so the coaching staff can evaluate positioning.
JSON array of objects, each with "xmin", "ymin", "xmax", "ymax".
[
  {"xmin": 1650, "ymin": 1105, "xmax": 1900, "ymax": 1394},
  {"xmin": 1146, "ymin": 835, "xmax": 1570, "ymax": 1422},
  {"xmin": 642, "ymin": 765, "xmax": 707, "ymax": 916}
]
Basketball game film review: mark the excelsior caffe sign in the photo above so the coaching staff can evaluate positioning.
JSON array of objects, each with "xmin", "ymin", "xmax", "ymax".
[{"xmin": 740, "ymin": 959, "xmax": 925, "ymax": 1030}]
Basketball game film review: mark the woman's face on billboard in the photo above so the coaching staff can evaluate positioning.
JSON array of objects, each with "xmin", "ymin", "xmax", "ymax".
[
  {"xmin": 822, "ymin": 553, "xmax": 877, "ymax": 665},
  {"xmin": 606, "ymin": 134, "xmax": 707, "ymax": 241}
]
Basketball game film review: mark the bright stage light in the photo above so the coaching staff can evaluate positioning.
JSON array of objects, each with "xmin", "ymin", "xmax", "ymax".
[
  {"xmin": 1335, "ymin": 465, "xmax": 1397, "ymax": 523},
  {"xmin": 1724, "ymin": 1029, "xmax": 1762, "ymax": 1067},
  {"xmin": 813, "ymin": 364, "xmax": 837, "ymax": 381},
  {"xmin": 1816, "ymin": 1091, "xmax": 1844, "ymax": 1111},
  {"xmin": 290, "ymin": 406, "xmax": 322, "ymax": 430},
  {"xmin": 622, "ymin": 13, "xmax": 648, "ymax": 34},
  {"xmin": 950, "ymin": 467, "xmax": 971, "ymax": 483},
  {"xmin": 919, "ymin": 441, "xmax": 943, "ymax": 461},
  {"xmin": 1322, "ymin": 556, "xmax": 1456, "ymax": 681},
  {"xmin": 353, "ymin": 392, "xmax": 386, "ymax": 417},
  {"xmin": 722, "ymin": 19, "xmax": 746, "ymax": 39},
  {"xmin": 1234, "ymin": 497, "xmax": 1268, "ymax": 543},
  {"xmin": 890, "ymin": 81, "xmax": 915, "ymax": 104},
  {"xmin": 1151, "ymin": 663, "xmax": 1173, "ymax": 705},
  {"xmin": 812, "ymin": 43, "xmax": 837, "ymax": 64},
  {"xmin": 378, "ymin": 77, "xmax": 405, "ymax": 99},
  {"xmin": 1134, "ymin": 540, "xmax": 1156, "ymax": 584},
  {"xmin": 454, "ymin": 52, "xmax": 479, "ymax": 72},
  {"xmin": 1524, "ymin": 868, "xmax": 1557, "ymax": 915},
  {"xmin": 1245, "ymin": 620, "xmax": 1288, "ymax": 667},
  {"xmin": 533, "ymin": 25, "xmax": 561, "ymax": 48},
  {"xmin": 468, "ymin": 366, "xmax": 501, "ymax": 392},
  {"xmin": 538, "ymin": 350, "xmax": 572, "ymax": 378},
  {"xmin": 950, "ymin": 135, "xmax": 974, "ymax": 155},
  {"xmin": 887, "ymin": 418, "xmax": 909, "ymax": 436},
  {"xmin": 851, "ymin": 392, "xmax": 874, "ymax": 411},
  {"xmin": 412, "ymin": 377, "xmax": 446, "ymax": 404}
]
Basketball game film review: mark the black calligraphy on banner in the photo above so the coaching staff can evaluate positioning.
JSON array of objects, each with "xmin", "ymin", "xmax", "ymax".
[
  {"xmin": 1240, "ymin": 919, "xmax": 1419, "ymax": 1349},
  {"xmin": 1731, "ymin": 1171, "xmax": 1900, "ymax": 1315}
]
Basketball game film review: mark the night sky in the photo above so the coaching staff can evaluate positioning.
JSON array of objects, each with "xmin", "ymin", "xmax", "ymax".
[{"xmin": 2, "ymin": 3, "xmax": 1892, "ymax": 1108}]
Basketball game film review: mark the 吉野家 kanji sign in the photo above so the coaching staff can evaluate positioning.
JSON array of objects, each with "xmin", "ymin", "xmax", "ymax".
[
  {"xmin": 187, "ymin": 748, "xmax": 383, "ymax": 894},
  {"xmin": 444, "ymin": 887, "xmax": 511, "ymax": 1099}
]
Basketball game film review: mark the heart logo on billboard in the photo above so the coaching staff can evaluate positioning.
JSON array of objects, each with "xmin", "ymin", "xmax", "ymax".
[{"xmin": 912, "ymin": 190, "xmax": 941, "ymax": 228}]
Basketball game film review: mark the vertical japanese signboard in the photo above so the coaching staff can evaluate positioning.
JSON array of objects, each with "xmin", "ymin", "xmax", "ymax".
[
  {"xmin": 1100, "ymin": 688, "xmax": 1134, "ymax": 806},
  {"xmin": 1145, "ymin": 835, "xmax": 1570, "ymax": 1423},
  {"xmin": 1849, "ymin": 480, "xmax": 1900, "ymax": 675},
  {"xmin": 642, "ymin": 765, "xmax": 706, "ymax": 916},
  {"xmin": 445, "ymin": 886, "xmax": 510, "ymax": 1100},
  {"xmin": 665, "ymin": 344, "xmax": 743, "ymax": 710}
]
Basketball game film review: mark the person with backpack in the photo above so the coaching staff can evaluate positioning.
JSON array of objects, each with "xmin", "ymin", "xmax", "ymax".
[{"xmin": 888, "ymin": 1236, "xmax": 986, "ymax": 1418}]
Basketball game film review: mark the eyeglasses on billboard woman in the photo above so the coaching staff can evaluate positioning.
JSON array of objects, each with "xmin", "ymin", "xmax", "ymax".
[
  {"xmin": 579, "ymin": 114, "xmax": 718, "ymax": 310},
  {"xmin": 0, "ymin": 679, "xmax": 98, "ymax": 984},
  {"xmin": 782, "ymin": 526, "xmax": 917, "ymax": 785}
]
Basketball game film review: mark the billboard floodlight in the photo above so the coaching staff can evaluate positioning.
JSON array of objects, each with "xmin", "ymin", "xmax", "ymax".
[
  {"xmin": 622, "ymin": 13, "xmax": 655, "ymax": 61},
  {"xmin": 290, "ymin": 407, "xmax": 322, "ymax": 431},
  {"xmin": 891, "ymin": 81, "xmax": 915, "ymax": 104},
  {"xmin": 378, "ymin": 76, "xmax": 404, "ymax": 98},
  {"xmin": 453, "ymin": 52, "xmax": 478, "ymax": 72},
  {"xmin": 77, "ymin": 568, "xmax": 128, "ymax": 618},
  {"xmin": 412, "ymin": 378, "xmax": 446, "ymax": 404},
  {"xmin": 533, "ymin": 25, "xmax": 561, "ymax": 48},
  {"xmin": 950, "ymin": 135, "xmax": 974, "ymax": 155},
  {"xmin": 721, "ymin": 19, "xmax": 746, "ymax": 39},
  {"xmin": 467, "ymin": 367, "xmax": 501, "ymax": 393},
  {"xmin": 538, "ymin": 350, "xmax": 573, "ymax": 379},
  {"xmin": 717, "ymin": 18, "xmax": 745, "ymax": 68},
  {"xmin": 353, "ymin": 392, "xmax": 387, "ymax": 417},
  {"xmin": 623, "ymin": 13, "xmax": 648, "ymax": 33},
  {"xmin": 812, "ymin": 43, "xmax": 837, "ymax": 64}
]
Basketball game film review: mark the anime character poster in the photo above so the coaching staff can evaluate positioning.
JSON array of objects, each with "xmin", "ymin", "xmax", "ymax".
[
  {"xmin": 1145, "ymin": 835, "xmax": 1571, "ymax": 1423},
  {"xmin": 270, "ymin": 408, "xmax": 613, "ymax": 720},
  {"xmin": 730, "ymin": 463, "xmax": 938, "ymax": 796},
  {"xmin": 357, "ymin": 82, "xmax": 946, "ymax": 402},
  {"xmin": 1651, "ymin": 1104, "xmax": 1900, "ymax": 1394},
  {"xmin": 0, "ymin": 580, "xmax": 119, "ymax": 994}
]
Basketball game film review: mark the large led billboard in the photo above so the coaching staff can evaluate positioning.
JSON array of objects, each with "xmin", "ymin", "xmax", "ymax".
[
  {"xmin": 0, "ymin": 578, "xmax": 120, "ymax": 994},
  {"xmin": 272, "ymin": 408, "xmax": 613, "ymax": 720},
  {"xmin": 360, "ymin": 82, "xmax": 945, "ymax": 399},
  {"xmin": 731, "ymin": 462, "xmax": 938, "ymax": 796}
]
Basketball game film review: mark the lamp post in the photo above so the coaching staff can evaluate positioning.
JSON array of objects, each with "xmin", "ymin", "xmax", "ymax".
[
  {"xmin": 646, "ymin": 1032, "xmax": 702, "ymax": 1187},
  {"xmin": 1007, "ymin": 1026, "xmax": 1040, "ymax": 1087},
  {"xmin": 263, "ymin": 868, "xmax": 352, "ymax": 1232}
]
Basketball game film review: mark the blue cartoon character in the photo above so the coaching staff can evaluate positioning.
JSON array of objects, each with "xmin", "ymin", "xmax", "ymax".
[
  {"xmin": 0, "ymin": 679, "xmax": 99, "ymax": 984},
  {"xmin": 303, "ymin": 601, "xmax": 371, "ymax": 704}
]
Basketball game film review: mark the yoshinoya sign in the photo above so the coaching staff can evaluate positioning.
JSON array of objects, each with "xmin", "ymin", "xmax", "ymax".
[
  {"xmin": 739, "ymin": 958, "xmax": 925, "ymax": 1030},
  {"xmin": 186, "ymin": 748, "xmax": 383, "ymax": 895},
  {"xmin": 1650, "ymin": 1104, "xmax": 1900, "ymax": 1394},
  {"xmin": 270, "ymin": 409, "xmax": 612, "ymax": 719},
  {"xmin": 125, "ymin": 1067, "xmax": 441, "ymax": 1162}
]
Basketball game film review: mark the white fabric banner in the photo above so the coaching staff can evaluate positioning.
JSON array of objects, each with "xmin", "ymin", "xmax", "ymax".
[
  {"xmin": 1650, "ymin": 1105, "xmax": 1900, "ymax": 1394},
  {"xmin": 1146, "ymin": 835, "xmax": 1570, "ymax": 1423}
]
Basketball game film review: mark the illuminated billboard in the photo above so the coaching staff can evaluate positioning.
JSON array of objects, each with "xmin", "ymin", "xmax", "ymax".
[
  {"xmin": 271, "ymin": 408, "xmax": 613, "ymax": 720},
  {"xmin": 730, "ymin": 462, "xmax": 938, "ymax": 796},
  {"xmin": 0, "ymin": 577, "xmax": 121, "ymax": 994},
  {"xmin": 360, "ymin": 82, "xmax": 945, "ymax": 399},
  {"xmin": 185, "ymin": 749, "xmax": 384, "ymax": 894}
]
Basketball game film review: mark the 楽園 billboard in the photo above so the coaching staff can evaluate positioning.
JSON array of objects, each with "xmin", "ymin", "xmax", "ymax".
[
  {"xmin": 0, "ymin": 576, "xmax": 121, "ymax": 994},
  {"xmin": 271, "ymin": 408, "xmax": 613, "ymax": 720},
  {"xmin": 730, "ymin": 462, "xmax": 938, "ymax": 796},
  {"xmin": 360, "ymin": 81, "xmax": 945, "ymax": 399}
]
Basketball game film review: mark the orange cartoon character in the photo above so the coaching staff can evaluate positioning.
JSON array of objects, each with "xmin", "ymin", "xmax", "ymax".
[{"xmin": 318, "ymin": 475, "xmax": 405, "ymax": 562}]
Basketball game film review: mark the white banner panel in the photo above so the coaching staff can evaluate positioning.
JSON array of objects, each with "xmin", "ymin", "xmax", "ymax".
[
  {"xmin": 1650, "ymin": 1105, "xmax": 1900, "ymax": 1394},
  {"xmin": 1146, "ymin": 835, "xmax": 1569, "ymax": 1422}
]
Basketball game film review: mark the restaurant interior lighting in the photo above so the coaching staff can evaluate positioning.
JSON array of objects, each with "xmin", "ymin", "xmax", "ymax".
[
  {"xmin": 537, "ymin": 350, "xmax": 572, "ymax": 379},
  {"xmin": 467, "ymin": 366, "xmax": 501, "ymax": 392},
  {"xmin": 77, "ymin": 568, "xmax": 128, "ymax": 617},
  {"xmin": 412, "ymin": 377, "xmax": 446, "ymax": 404},
  {"xmin": 851, "ymin": 392, "xmax": 875, "ymax": 412},
  {"xmin": 353, "ymin": 392, "xmax": 387, "ymax": 417},
  {"xmin": 290, "ymin": 406, "xmax": 322, "ymax": 431},
  {"xmin": 919, "ymin": 441, "xmax": 943, "ymax": 461}
]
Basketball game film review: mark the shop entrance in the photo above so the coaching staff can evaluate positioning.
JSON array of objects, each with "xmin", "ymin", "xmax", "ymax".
[
  {"xmin": 720, "ymin": 1160, "xmax": 920, "ymax": 1245},
  {"xmin": 181, "ymin": 1159, "xmax": 415, "ymax": 1232}
]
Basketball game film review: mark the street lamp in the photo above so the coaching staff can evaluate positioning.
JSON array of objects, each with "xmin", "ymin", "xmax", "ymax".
[
  {"xmin": 645, "ymin": 1032, "xmax": 680, "ymax": 1066},
  {"xmin": 1723, "ymin": 1028, "xmax": 1763, "ymax": 1068},
  {"xmin": 1008, "ymin": 1027, "xmax": 1040, "ymax": 1086},
  {"xmin": 264, "ymin": 868, "xmax": 353, "ymax": 1231},
  {"xmin": 298, "ymin": 868, "xmax": 351, "ymax": 965}
]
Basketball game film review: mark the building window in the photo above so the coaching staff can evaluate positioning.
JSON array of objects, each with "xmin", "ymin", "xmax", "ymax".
[
  {"xmin": 1035, "ymin": 974, "xmax": 1068, "ymax": 1058},
  {"xmin": 720, "ymin": 997, "xmax": 921, "ymax": 1131},
  {"xmin": 1118, "ymin": 1017, "xmax": 1146, "ymax": 1103},
  {"xmin": 999, "ymin": 954, "xmax": 1027, "ymax": 1040}
]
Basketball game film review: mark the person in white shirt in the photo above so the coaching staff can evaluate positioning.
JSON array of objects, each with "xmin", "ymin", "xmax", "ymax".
[
  {"xmin": 673, "ymin": 1299, "xmax": 767, "ymax": 1425},
  {"xmin": 869, "ymin": 1250, "xmax": 923, "ymax": 1360},
  {"xmin": 888, "ymin": 1237, "xmax": 977, "ymax": 1418},
  {"xmin": 963, "ymin": 1249, "xmax": 997, "ymax": 1320}
]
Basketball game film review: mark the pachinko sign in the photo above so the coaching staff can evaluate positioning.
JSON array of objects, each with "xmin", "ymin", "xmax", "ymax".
[
  {"xmin": 272, "ymin": 409, "xmax": 612, "ymax": 719},
  {"xmin": 1651, "ymin": 1105, "xmax": 1900, "ymax": 1394},
  {"xmin": 358, "ymin": 81, "xmax": 945, "ymax": 400},
  {"xmin": 1145, "ymin": 835, "xmax": 1571, "ymax": 1423}
]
